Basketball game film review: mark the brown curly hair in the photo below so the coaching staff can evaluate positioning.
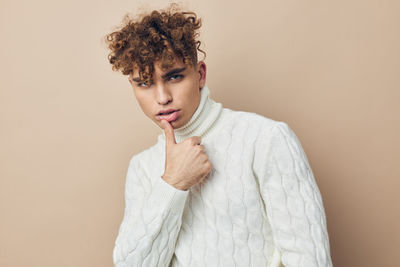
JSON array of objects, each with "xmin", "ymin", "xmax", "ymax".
[{"xmin": 104, "ymin": 3, "xmax": 206, "ymax": 83}]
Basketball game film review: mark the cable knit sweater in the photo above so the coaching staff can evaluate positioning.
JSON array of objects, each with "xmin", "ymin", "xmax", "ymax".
[{"xmin": 112, "ymin": 84, "xmax": 333, "ymax": 267}]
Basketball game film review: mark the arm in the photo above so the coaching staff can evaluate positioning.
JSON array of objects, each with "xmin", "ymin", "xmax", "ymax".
[
  {"xmin": 253, "ymin": 122, "xmax": 333, "ymax": 267},
  {"xmin": 113, "ymin": 156, "xmax": 189, "ymax": 267}
]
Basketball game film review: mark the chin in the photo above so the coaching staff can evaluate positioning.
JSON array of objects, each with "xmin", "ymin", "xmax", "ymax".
[{"xmin": 170, "ymin": 120, "xmax": 181, "ymax": 128}]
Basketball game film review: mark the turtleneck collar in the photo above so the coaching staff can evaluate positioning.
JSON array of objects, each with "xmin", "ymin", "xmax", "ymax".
[{"xmin": 158, "ymin": 84, "xmax": 223, "ymax": 144}]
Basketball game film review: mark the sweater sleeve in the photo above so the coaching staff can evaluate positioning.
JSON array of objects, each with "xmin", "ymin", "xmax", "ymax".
[
  {"xmin": 113, "ymin": 156, "xmax": 189, "ymax": 267},
  {"xmin": 253, "ymin": 122, "xmax": 333, "ymax": 267}
]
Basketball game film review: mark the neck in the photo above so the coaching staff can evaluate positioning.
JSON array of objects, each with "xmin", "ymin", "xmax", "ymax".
[{"xmin": 158, "ymin": 84, "xmax": 223, "ymax": 143}]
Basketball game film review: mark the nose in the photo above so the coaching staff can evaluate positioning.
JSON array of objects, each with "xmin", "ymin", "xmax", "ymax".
[{"xmin": 155, "ymin": 83, "xmax": 172, "ymax": 105}]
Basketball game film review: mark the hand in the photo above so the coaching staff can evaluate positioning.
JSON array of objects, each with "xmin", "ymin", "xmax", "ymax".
[{"xmin": 160, "ymin": 119, "xmax": 213, "ymax": 191}]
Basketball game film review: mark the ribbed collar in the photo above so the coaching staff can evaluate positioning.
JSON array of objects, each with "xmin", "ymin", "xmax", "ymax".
[{"xmin": 157, "ymin": 84, "xmax": 223, "ymax": 144}]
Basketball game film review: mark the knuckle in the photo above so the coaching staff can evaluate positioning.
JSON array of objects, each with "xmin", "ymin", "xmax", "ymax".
[
  {"xmin": 190, "ymin": 137, "xmax": 198, "ymax": 145},
  {"xmin": 194, "ymin": 145, "xmax": 202, "ymax": 153},
  {"xmin": 194, "ymin": 136, "xmax": 201, "ymax": 144}
]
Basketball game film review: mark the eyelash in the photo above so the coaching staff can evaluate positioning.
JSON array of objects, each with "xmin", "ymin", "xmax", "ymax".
[
  {"xmin": 169, "ymin": 74, "xmax": 183, "ymax": 80},
  {"xmin": 137, "ymin": 74, "xmax": 184, "ymax": 87}
]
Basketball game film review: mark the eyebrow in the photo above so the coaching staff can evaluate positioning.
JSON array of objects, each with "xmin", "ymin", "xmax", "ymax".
[{"xmin": 131, "ymin": 67, "xmax": 187, "ymax": 82}]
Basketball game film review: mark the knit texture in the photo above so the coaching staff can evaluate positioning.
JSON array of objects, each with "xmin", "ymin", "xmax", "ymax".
[{"xmin": 112, "ymin": 84, "xmax": 333, "ymax": 267}]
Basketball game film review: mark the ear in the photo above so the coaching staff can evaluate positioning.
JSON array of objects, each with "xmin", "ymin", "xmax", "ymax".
[{"xmin": 196, "ymin": 61, "xmax": 207, "ymax": 88}]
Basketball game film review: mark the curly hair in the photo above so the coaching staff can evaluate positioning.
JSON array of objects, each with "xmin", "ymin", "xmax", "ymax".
[{"xmin": 104, "ymin": 3, "xmax": 206, "ymax": 83}]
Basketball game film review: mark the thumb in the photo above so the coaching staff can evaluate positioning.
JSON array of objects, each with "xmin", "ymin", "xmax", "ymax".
[{"xmin": 161, "ymin": 120, "xmax": 176, "ymax": 146}]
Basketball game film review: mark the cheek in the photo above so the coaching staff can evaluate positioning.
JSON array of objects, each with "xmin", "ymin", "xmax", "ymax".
[
  {"xmin": 183, "ymin": 90, "xmax": 200, "ymax": 113},
  {"xmin": 135, "ymin": 96, "xmax": 152, "ymax": 115}
]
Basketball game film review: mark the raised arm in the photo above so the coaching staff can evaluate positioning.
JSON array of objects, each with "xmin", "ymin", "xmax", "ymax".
[
  {"xmin": 254, "ymin": 122, "xmax": 333, "ymax": 267},
  {"xmin": 113, "ymin": 156, "xmax": 189, "ymax": 267}
]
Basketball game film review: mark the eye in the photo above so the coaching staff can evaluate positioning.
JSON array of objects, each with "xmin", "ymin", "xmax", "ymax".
[
  {"xmin": 169, "ymin": 74, "xmax": 183, "ymax": 81},
  {"xmin": 137, "ymin": 81, "xmax": 151, "ymax": 87}
]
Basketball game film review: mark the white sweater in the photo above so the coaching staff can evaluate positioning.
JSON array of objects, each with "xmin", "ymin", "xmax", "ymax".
[{"xmin": 113, "ymin": 84, "xmax": 333, "ymax": 267}]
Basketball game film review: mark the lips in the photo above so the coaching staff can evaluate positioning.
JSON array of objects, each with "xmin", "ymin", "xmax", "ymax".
[
  {"xmin": 156, "ymin": 109, "xmax": 180, "ymax": 122},
  {"xmin": 157, "ymin": 108, "xmax": 178, "ymax": 115}
]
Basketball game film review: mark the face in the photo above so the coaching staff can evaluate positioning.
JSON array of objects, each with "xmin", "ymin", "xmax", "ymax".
[{"xmin": 129, "ymin": 57, "xmax": 207, "ymax": 129}]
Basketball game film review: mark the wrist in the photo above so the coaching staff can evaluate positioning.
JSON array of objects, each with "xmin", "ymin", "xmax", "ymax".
[{"xmin": 162, "ymin": 174, "xmax": 188, "ymax": 191}]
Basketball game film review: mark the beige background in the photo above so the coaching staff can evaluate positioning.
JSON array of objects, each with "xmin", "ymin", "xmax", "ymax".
[{"xmin": 1, "ymin": 0, "xmax": 399, "ymax": 266}]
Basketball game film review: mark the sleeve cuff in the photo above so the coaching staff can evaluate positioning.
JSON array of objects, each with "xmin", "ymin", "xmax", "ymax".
[{"xmin": 148, "ymin": 176, "xmax": 189, "ymax": 216}]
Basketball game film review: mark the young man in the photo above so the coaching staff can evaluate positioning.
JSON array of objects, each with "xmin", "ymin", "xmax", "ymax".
[{"xmin": 105, "ymin": 4, "xmax": 333, "ymax": 267}]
